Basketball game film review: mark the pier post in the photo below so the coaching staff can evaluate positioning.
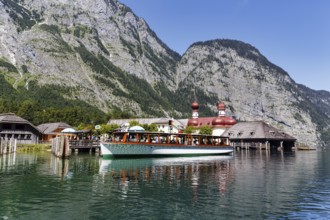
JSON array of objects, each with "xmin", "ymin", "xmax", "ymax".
[
  {"xmin": 14, "ymin": 139, "xmax": 17, "ymax": 152},
  {"xmin": 3, "ymin": 140, "xmax": 7, "ymax": 154},
  {"xmin": 0, "ymin": 138, "xmax": 3, "ymax": 155},
  {"xmin": 51, "ymin": 136, "xmax": 71, "ymax": 158}
]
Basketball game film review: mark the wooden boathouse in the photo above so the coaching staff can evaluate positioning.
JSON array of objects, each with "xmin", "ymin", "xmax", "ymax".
[
  {"xmin": 0, "ymin": 113, "xmax": 41, "ymax": 145},
  {"xmin": 222, "ymin": 121, "xmax": 296, "ymax": 151}
]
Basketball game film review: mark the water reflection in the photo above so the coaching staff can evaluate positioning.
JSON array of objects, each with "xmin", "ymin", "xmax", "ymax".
[
  {"xmin": 0, "ymin": 153, "xmax": 16, "ymax": 170},
  {"xmin": 0, "ymin": 153, "xmax": 41, "ymax": 173},
  {"xmin": 2, "ymin": 150, "xmax": 330, "ymax": 219},
  {"xmin": 98, "ymin": 156, "xmax": 235, "ymax": 198},
  {"xmin": 50, "ymin": 155, "xmax": 69, "ymax": 178}
]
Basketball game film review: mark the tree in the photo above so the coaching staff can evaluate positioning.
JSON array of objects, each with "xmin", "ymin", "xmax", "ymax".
[
  {"xmin": 129, "ymin": 120, "xmax": 141, "ymax": 127},
  {"xmin": 142, "ymin": 123, "xmax": 158, "ymax": 132},
  {"xmin": 99, "ymin": 123, "xmax": 120, "ymax": 134},
  {"xmin": 199, "ymin": 125, "xmax": 213, "ymax": 135},
  {"xmin": 184, "ymin": 126, "xmax": 195, "ymax": 134},
  {"xmin": 17, "ymin": 100, "xmax": 40, "ymax": 123}
]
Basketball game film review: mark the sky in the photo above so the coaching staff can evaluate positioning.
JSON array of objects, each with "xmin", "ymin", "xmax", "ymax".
[{"xmin": 119, "ymin": 0, "xmax": 330, "ymax": 92}]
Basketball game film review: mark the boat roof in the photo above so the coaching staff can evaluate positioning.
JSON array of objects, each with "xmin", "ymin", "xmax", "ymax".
[{"xmin": 113, "ymin": 131, "xmax": 229, "ymax": 138}]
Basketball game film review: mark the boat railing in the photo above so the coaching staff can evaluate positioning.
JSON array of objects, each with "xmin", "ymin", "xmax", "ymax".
[{"xmin": 104, "ymin": 132, "xmax": 230, "ymax": 147}]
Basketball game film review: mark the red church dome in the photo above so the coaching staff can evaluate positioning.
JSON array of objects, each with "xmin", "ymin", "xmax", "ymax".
[
  {"xmin": 226, "ymin": 117, "xmax": 237, "ymax": 126},
  {"xmin": 188, "ymin": 118, "xmax": 199, "ymax": 126},
  {"xmin": 191, "ymin": 101, "xmax": 199, "ymax": 110},
  {"xmin": 212, "ymin": 117, "xmax": 226, "ymax": 126},
  {"xmin": 212, "ymin": 116, "xmax": 237, "ymax": 126},
  {"xmin": 217, "ymin": 102, "xmax": 226, "ymax": 111}
]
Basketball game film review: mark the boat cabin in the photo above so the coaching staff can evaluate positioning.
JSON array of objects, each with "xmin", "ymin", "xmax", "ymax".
[{"xmin": 111, "ymin": 131, "xmax": 230, "ymax": 146}]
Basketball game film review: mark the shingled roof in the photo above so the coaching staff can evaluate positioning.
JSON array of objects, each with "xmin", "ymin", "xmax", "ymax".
[
  {"xmin": 108, "ymin": 118, "xmax": 185, "ymax": 129},
  {"xmin": 37, "ymin": 122, "xmax": 72, "ymax": 134},
  {"xmin": 0, "ymin": 113, "xmax": 41, "ymax": 133},
  {"xmin": 0, "ymin": 113, "xmax": 29, "ymax": 123},
  {"xmin": 222, "ymin": 121, "xmax": 296, "ymax": 141}
]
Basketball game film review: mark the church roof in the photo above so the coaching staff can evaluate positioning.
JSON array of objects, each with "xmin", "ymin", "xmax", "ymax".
[{"xmin": 187, "ymin": 116, "xmax": 236, "ymax": 128}]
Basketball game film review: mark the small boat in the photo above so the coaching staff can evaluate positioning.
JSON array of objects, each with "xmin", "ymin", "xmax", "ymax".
[{"xmin": 100, "ymin": 131, "xmax": 233, "ymax": 158}]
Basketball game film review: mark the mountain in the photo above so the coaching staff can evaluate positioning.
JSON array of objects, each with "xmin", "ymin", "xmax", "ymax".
[{"xmin": 0, "ymin": 0, "xmax": 330, "ymax": 147}]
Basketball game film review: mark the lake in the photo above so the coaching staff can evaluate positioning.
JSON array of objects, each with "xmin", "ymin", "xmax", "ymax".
[{"xmin": 1, "ymin": 149, "xmax": 329, "ymax": 219}]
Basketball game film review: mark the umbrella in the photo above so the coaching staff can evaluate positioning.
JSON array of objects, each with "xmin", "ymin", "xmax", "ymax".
[
  {"xmin": 61, "ymin": 127, "xmax": 76, "ymax": 133},
  {"xmin": 128, "ymin": 126, "xmax": 145, "ymax": 132}
]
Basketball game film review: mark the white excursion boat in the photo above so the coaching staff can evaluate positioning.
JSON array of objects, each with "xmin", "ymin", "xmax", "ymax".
[{"xmin": 100, "ymin": 131, "xmax": 233, "ymax": 158}]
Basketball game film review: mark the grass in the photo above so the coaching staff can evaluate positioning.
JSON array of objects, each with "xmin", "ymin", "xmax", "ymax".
[{"xmin": 17, "ymin": 143, "xmax": 51, "ymax": 152}]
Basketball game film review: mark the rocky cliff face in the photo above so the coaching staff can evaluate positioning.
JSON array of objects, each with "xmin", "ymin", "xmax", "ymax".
[
  {"xmin": 0, "ymin": 0, "xmax": 179, "ymax": 115},
  {"xmin": 177, "ymin": 40, "xmax": 330, "ymax": 147},
  {"xmin": 0, "ymin": 0, "xmax": 330, "ymax": 147}
]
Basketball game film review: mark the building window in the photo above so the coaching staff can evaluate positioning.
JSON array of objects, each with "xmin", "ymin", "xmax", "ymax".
[
  {"xmin": 237, "ymin": 131, "xmax": 243, "ymax": 137},
  {"xmin": 269, "ymin": 131, "xmax": 275, "ymax": 136},
  {"xmin": 16, "ymin": 124, "xmax": 25, "ymax": 130},
  {"xmin": 250, "ymin": 131, "xmax": 255, "ymax": 137},
  {"xmin": 3, "ymin": 123, "xmax": 12, "ymax": 130}
]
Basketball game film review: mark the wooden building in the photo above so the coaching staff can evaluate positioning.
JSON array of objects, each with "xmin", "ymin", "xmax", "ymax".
[
  {"xmin": 222, "ymin": 121, "xmax": 296, "ymax": 150},
  {"xmin": 0, "ymin": 113, "xmax": 41, "ymax": 144},
  {"xmin": 108, "ymin": 118, "xmax": 185, "ymax": 134},
  {"xmin": 37, "ymin": 122, "xmax": 73, "ymax": 141}
]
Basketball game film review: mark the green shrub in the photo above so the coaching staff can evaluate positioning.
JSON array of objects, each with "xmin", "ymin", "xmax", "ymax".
[{"xmin": 17, "ymin": 144, "xmax": 51, "ymax": 152}]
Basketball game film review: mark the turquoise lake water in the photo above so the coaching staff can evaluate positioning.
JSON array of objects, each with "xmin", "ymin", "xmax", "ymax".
[{"xmin": 1, "ymin": 149, "xmax": 330, "ymax": 219}]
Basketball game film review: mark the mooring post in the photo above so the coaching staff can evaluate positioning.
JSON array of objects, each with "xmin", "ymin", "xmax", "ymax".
[
  {"xmin": 0, "ymin": 138, "xmax": 3, "ymax": 155},
  {"xmin": 3, "ymin": 140, "xmax": 7, "ymax": 154},
  {"xmin": 14, "ymin": 139, "xmax": 17, "ymax": 152}
]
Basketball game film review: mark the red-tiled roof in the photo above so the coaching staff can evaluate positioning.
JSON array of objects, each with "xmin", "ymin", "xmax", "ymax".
[{"xmin": 187, "ymin": 116, "xmax": 236, "ymax": 128}]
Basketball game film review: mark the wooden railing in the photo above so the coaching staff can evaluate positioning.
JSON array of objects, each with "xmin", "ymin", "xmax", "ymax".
[{"xmin": 69, "ymin": 140, "xmax": 100, "ymax": 149}]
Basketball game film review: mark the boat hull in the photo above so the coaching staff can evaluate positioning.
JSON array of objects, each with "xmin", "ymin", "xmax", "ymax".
[{"xmin": 100, "ymin": 142, "xmax": 233, "ymax": 157}]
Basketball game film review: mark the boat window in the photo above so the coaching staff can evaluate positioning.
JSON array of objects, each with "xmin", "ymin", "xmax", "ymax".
[
  {"xmin": 139, "ymin": 133, "xmax": 149, "ymax": 142},
  {"xmin": 113, "ymin": 133, "xmax": 125, "ymax": 142},
  {"xmin": 150, "ymin": 134, "xmax": 160, "ymax": 143},
  {"xmin": 212, "ymin": 137, "xmax": 221, "ymax": 145},
  {"xmin": 177, "ymin": 135, "xmax": 185, "ymax": 144},
  {"xmin": 200, "ymin": 137, "xmax": 206, "ymax": 144},
  {"xmin": 128, "ymin": 134, "xmax": 137, "ymax": 142}
]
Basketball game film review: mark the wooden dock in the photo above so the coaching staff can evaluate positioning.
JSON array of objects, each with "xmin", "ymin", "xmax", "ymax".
[
  {"xmin": 0, "ymin": 138, "xmax": 17, "ymax": 155},
  {"xmin": 69, "ymin": 140, "xmax": 100, "ymax": 153}
]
